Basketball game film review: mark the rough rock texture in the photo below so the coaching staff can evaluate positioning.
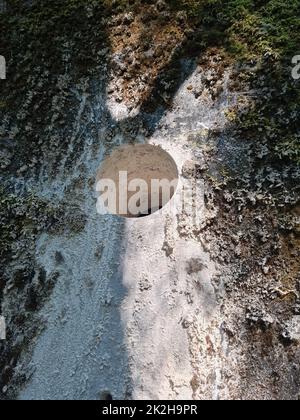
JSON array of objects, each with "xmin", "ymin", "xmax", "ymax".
[{"xmin": 0, "ymin": 0, "xmax": 299, "ymax": 400}]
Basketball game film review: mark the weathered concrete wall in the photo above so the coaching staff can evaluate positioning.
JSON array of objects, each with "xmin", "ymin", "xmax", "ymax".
[{"xmin": 1, "ymin": 1, "xmax": 299, "ymax": 401}]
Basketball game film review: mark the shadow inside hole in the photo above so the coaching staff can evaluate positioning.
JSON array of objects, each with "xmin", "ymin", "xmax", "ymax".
[
  {"xmin": 137, "ymin": 205, "xmax": 163, "ymax": 218},
  {"xmin": 100, "ymin": 391, "xmax": 113, "ymax": 400}
]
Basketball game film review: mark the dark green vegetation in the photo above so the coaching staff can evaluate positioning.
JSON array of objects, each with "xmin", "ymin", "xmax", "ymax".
[
  {"xmin": 171, "ymin": 0, "xmax": 300, "ymax": 57},
  {"xmin": 169, "ymin": 0, "xmax": 300, "ymax": 165},
  {"xmin": 1, "ymin": 0, "xmax": 299, "ymax": 166}
]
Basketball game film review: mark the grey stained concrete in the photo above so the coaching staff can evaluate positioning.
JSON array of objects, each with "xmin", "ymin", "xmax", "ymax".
[{"xmin": 19, "ymin": 64, "xmax": 233, "ymax": 400}]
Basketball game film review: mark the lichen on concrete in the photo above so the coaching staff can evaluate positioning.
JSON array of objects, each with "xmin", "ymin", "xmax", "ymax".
[{"xmin": 0, "ymin": 0, "xmax": 299, "ymax": 401}]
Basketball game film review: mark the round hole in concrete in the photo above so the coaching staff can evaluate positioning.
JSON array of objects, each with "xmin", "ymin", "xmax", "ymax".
[{"xmin": 96, "ymin": 144, "xmax": 178, "ymax": 218}]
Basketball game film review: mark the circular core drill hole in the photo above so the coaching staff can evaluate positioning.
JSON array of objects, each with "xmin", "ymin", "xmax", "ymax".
[{"xmin": 96, "ymin": 144, "xmax": 178, "ymax": 218}]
